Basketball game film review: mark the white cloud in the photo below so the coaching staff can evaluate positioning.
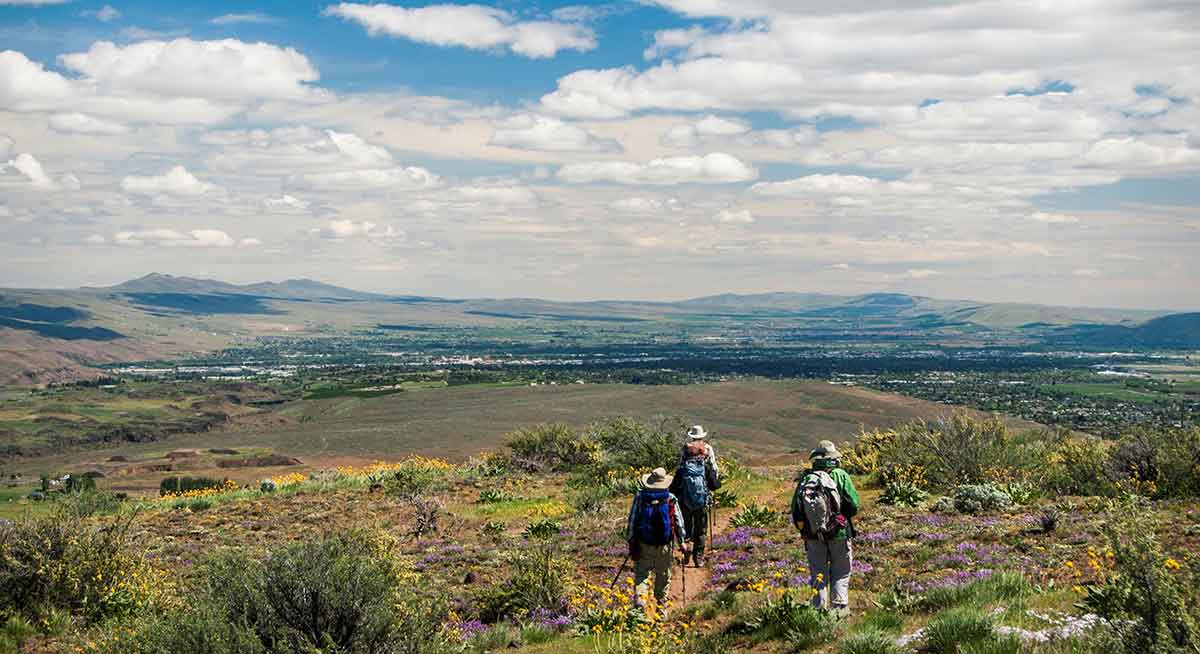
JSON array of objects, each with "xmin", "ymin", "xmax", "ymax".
[
  {"xmin": 830, "ymin": 263, "xmax": 851, "ymax": 271},
  {"xmin": 114, "ymin": 228, "xmax": 237, "ymax": 248},
  {"xmin": 488, "ymin": 114, "xmax": 619, "ymax": 153},
  {"xmin": 312, "ymin": 220, "xmax": 405, "ymax": 244},
  {"xmin": 453, "ymin": 185, "xmax": 540, "ymax": 207},
  {"xmin": 262, "ymin": 194, "xmax": 310, "ymax": 213},
  {"xmin": 609, "ymin": 196, "xmax": 681, "ymax": 213},
  {"xmin": 903, "ymin": 268, "xmax": 940, "ymax": 279},
  {"xmin": 558, "ymin": 152, "xmax": 756, "ymax": 185},
  {"xmin": 85, "ymin": 5, "xmax": 121, "ymax": 21},
  {"xmin": 713, "ymin": 207, "xmax": 753, "ymax": 223},
  {"xmin": 323, "ymin": 3, "xmax": 596, "ymax": 58},
  {"xmin": 84, "ymin": 234, "xmax": 106, "ymax": 245},
  {"xmin": 48, "ymin": 112, "xmax": 130, "ymax": 135},
  {"xmin": 661, "ymin": 115, "xmax": 749, "ymax": 147},
  {"xmin": 120, "ymin": 166, "xmax": 218, "ymax": 197},
  {"xmin": 238, "ymin": 237, "xmax": 263, "ymax": 248},
  {"xmin": 0, "ymin": 39, "xmax": 324, "ymax": 126},
  {"xmin": 296, "ymin": 167, "xmax": 439, "ymax": 191},
  {"xmin": 1030, "ymin": 211, "xmax": 1080, "ymax": 224},
  {"xmin": 1073, "ymin": 268, "xmax": 1103, "ymax": 278},
  {"xmin": 211, "ymin": 13, "xmax": 276, "ymax": 25},
  {"xmin": 750, "ymin": 174, "xmax": 930, "ymax": 197},
  {"xmin": 2, "ymin": 153, "xmax": 76, "ymax": 191}
]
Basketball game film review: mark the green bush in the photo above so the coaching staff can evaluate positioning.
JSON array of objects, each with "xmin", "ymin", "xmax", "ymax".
[
  {"xmin": 738, "ymin": 590, "xmax": 838, "ymax": 647},
  {"xmin": 475, "ymin": 541, "xmax": 568, "ymax": 623},
  {"xmin": 477, "ymin": 488, "xmax": 514, "ymax": 504},
  {"xmin": 567, "ymin": 485, "xmax": 610, "ymax": 514},
  {"xmin": 383, "ymin": 459, "xmax": 451, "ymax": 500},
  {"xmin": 712, "ymin": 489, "xmax": 740, "ymax": 509},
  {"xmin": 0, "ymin": 507, "xmax": 149, "ymax": 626},
  {"xmin": 839, "ymin": 629, "xmax": 900, "ymax": 654},
  {"xmin": 924, "ymin": 607, "xmax": 996, "ymax": 654},
  {"xmin": 159, "ymin": 476, "xmax": 224, "ymax": 496},
  {"xmin": 1044, "ymin": 434, "xmax": 1114, "ymax": 497},
  {"xmin": 505, "ymin": 423, "xmax": 600, "ymax": 472},
  {"xmin": 729, "ymin": 502, "xmax": 779, "ymax": 529},
  {"xmin": 1107, "ymin": 427, "xmax": 1200, "ymax": 499},
  {"xmin": 953, "ymin": 483, "xmax": 1012, "ymax": 514},
  {"xmin": 584, "ymin": 416, "xmax": 680, "ymax": 472},
  {"xmin": 1083, "ymin": 498, "xmax": 1198, "ymax": 653}
]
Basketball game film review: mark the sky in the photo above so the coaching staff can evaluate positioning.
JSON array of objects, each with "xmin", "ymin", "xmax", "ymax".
[{"xmin": 1, "ymin": 0, "xmax": 1198, "ymax": 309}]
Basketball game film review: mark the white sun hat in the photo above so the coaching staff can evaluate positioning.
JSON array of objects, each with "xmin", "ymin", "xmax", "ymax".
[{"xmin": 687, "ymin": 425, "xmax": 708, "ymax": 440}]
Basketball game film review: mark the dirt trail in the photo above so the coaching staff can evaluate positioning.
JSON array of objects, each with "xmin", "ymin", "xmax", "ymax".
[{"xmin": 668, "ymin": 506, "xmax": 733, "ymax": 606}]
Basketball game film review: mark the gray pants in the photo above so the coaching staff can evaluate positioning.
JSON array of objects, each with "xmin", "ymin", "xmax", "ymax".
[
  {"xmin": 633, "ymin": 541, "xmax": 673, "ymax": 606},
  {"xmin": 805, "ymin": 539, "xmax": 852, "ymax": 610}
]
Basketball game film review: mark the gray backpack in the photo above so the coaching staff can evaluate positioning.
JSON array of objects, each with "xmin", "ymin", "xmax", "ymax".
[{"xmin": 797, "ymin": 470, "xmax": 842, "ymax": 539}]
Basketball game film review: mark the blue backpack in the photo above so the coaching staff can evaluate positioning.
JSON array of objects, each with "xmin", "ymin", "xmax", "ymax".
[
  {"xmin": 679, "ymin": 458, "xmax": 710, "ymax": 511},
  {"xmin": 635, "ymin": 490, "xmax": 675, "ymax": 546}
]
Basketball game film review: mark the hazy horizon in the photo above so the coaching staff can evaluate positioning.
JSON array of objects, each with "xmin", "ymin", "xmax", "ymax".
[{"xmin": 2, "ymin": 0, "xmax": 1199, "ymax": 310}]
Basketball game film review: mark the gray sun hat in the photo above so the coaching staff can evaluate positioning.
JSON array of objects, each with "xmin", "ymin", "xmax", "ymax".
[
  {"xmin": 809, "ymin": 440, "xmax": 842, "ymax": 461},
  {"xmin": 640, "ymin": 467, "xmax": 673, "ymax": 490},
  {"xmin": 686, "ymin": 425, "xmax": 708, "ymax": 440}
]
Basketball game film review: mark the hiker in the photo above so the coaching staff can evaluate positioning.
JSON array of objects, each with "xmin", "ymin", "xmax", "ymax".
[
  {"xmin": 790, "ymin": 440, "xmax": 861, "ymax": 617},
  {"xmin": 670, "ymin": 428, "xmax": 720, "ymax": 567},
  {"xmin": 625, "ymin": 467, "xmax": 687, "ymax": 609},
  {"xmin": 679, "ymin": 424, "xmax": 720, "ymax": 476}
]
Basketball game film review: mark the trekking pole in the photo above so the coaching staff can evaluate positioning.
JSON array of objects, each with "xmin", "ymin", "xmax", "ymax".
[
  {"xmin": 680, "ymin": 550, "xmax": 687, "ymax": 600},
  {"xmin": 608, "ymin": 555, "xmax": 630, "ymax": 590}
]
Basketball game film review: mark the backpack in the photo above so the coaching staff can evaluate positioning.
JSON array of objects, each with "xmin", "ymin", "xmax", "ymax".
[
  {"xmin": 685, "ymin": 441, "xmax": 708, "ymax": 459},
  {"xmin": 635, "ymin": 489, "xmax": 675, "ymax": 546},
  {"xmin": 678, "ymin": 457, "xmax": 710, "ymax": 511},
  {"xmin": 795, "ymin": 470, "xmax": 842, "ymax": 539}
]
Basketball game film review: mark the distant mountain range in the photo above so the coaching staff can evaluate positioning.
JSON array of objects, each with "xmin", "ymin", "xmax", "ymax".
[{"xmin": 0, "ymin": 273, "xmax": 1196, "ymax": 384}]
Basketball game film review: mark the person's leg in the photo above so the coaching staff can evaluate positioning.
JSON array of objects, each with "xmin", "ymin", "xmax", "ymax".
[
  {"xmin": 692, "ymin": 508, "xmax": 709, "ymax": 564},
  {"xmin": 830, "ymin": 539, "xmax": 853, "ymax": 615},
  {"xmin": 651, "ymin": 544, "xmax": 672, "ymax": 605},
  {"xmin": 804, "ymin": 539, "xmax": 830, "ymax": 610},
  {"xmin": 681, "ymin": 510, "xmax": 697, "ymax": 564},
  {"xmin": 633, "ymin": 545, "xmax": 653, "ymax": 608}
]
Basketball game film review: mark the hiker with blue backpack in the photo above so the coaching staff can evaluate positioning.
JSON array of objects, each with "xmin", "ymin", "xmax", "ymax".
[
  {"xmin": 790, "ymin": 440, "xmax": 861, "ymax": 618},
  {"xmin": 625, "ymin": 467, "xmax": 687, "ymax": 609},
  {"xmin": 670, "ymin": 425, "xmax": 720, "ymax": 567}
]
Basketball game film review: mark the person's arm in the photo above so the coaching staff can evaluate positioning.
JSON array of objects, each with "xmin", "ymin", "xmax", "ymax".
[
  {"xmin": 706, "ymin": 444, "xmax": 720, "ymax": 477},
  {"xmin": 834, "ymin": 469, "xmax": 861, "ymax": 518},
  {"xmin": 670, "ymin": 495, "xmax": 687, "ymax": 546},
  {"xmin": 625, "ymin": 494, "xmax": 641, "ymax": 541}
]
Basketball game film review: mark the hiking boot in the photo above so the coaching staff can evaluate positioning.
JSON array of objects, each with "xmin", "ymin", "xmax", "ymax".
[
  {"xmin": 681, "ymin": 550, "xmax": 692, "ymax": 566},
  {"xmin": 693, "ymin": 556, "xmax": 705, "ymax": 568}
]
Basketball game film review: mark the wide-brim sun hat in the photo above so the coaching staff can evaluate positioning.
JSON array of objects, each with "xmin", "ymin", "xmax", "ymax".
[
  {"xmin": 641, "ymin": 467, "xmax": 673, "ymax": 490},
  {"xmin": 809, "ymin": 439, "xmax": 842, "ymax": 461},
  {"xmin": 687, "ymin": 425, "xmax": 708, "ymax": 440}
]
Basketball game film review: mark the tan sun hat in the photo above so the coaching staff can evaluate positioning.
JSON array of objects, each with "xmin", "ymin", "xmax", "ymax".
[
  {"xmin": 686, "ymin": 425, "xmax": 708, "ymax": 440},
  {"xmin": 641, "ymin": 467, "xmax": 673, "ymax": 490},
  {"xmin": 809, "ymin": 440, "xmax": 842, "ymax": 461}
]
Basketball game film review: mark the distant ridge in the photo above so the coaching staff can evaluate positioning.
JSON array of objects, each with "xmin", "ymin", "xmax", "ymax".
[{"xmin": 91, "ymin": 273, "xmax": 386, "ymax": 301}]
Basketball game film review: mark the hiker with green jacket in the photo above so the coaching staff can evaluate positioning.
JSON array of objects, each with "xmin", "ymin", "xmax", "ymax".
[
  {"xmin": 790, "ymin": 440, "xmax": 861, "ymax": 617},
  {"xmin": 625, "ymin": 467, "xmax": 687, "ymax": 609}
]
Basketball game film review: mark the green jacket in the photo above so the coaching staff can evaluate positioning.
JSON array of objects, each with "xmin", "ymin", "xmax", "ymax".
[{"xmin": 790, "ymin": 461, "xmax": 861, "ymax": 541}]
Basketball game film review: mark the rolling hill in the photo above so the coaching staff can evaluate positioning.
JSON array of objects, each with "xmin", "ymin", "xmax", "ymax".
[{"xmin": 0, "ymin": 274, "xmax": 1193, "ymax": 384}]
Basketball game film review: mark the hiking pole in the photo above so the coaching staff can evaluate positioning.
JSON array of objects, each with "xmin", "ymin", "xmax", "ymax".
[
  {"xmin": 680, "ymin": 550, "xmax": 687, "ymax": 600},
  {"xmin": 708, "ymin": 504, "xmax": 714, "ymax": 556},
  {"xmin": 609, "ymin": 555, "xmax": 630, "ymax": 590}
]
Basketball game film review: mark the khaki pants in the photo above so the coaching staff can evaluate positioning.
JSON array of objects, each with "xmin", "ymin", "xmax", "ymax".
[
  {"xmin": 633, "ymin": 541, "xmax": 673, "ymax": 606},
  {"xmin": 805, "ymin": 539, "xmax": 852, "ymax": 610}
]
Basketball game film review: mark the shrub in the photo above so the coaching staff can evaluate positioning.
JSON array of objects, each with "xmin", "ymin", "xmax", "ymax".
[
  {"xmin": 477, "ymin": 488, "xmax": 513, "ymax": 504},
  {"xmin": 1044, "ymin": 434, "xmax": 1114, "ymax": 496},
  {"xmin": 712, "ymin": 489, "xmax": 740, "ymax": 509},
  {"xmin": 739, "ymin": 590, "xmax": 838, "ymax": 647},
  {"xmin": 839, "ymin": 629, "xmax": 900, "ymax": 654},
  {"xmin": 475, "ymin": 540, "xmax": 568, "ymax": 623},
  {"xmin": 0, "ymin": 507, "xmax": 158, "ymax": 626},
  {"xmin": 879, "ymin": 464, "xmax": 929, "ymax": 507},
  {"xmin": 203, "ymin": 532, "xmax": 420, "ymax": 654},
  {"xmin": 952, "ymin": 483, "xmax": 1012, "ymax": 514},
  {"xmin": 506, "ymin": 423, "xmax": 600, "ymax": 472},
  {"xmin": 1107, "ymin": 426, "xmax": 1200, "ymax": 499},
  {"xmin": 1082, "ymin": 497, "xmax": 1198, "ymax": 654},
  {"xmin": 841, "ymin": 429, "xmax": 897, "ymax": 477},
  {"xmin": 383, "ymin": 456, "xmax": 453, "ymax": 500},
  {"xmin": 159, "ymin": 476, "xmax": 224, "ymax": 496},
  {"xmin": 924, "ymin": 607, "xmax": 996, "ymax": 654},
  {"xmin": 869, "ymin": 413, "xmax": 1028, "ymax": 488},
  {"xmin": 482, "ymin": 521, "xmax": 505, "ymax": 541},
  {"xmin": 585, "ymin": 416, "xmax": 680, "ymax": 472},
  {"xmin": 729, "ymin": 502, "xmax": 779, "ymax": 529},
  {"xmin": 567, "ymin": 485, "xmax": 610, "ymax": 514}
]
